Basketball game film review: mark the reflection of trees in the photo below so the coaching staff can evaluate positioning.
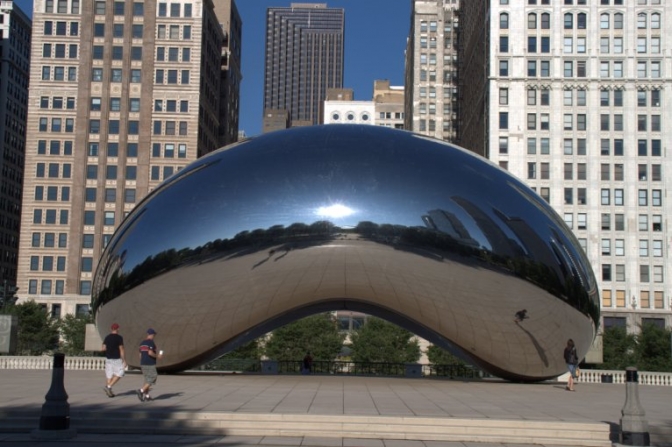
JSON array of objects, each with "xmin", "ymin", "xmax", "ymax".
[{"xmin": 93, "ymin": 218, "xmax": 599, "ymax": 326}]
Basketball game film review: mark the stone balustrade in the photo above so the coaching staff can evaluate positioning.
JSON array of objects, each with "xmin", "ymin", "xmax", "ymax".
[
  {"xmin": 0, "ymin": 356, "xmax": 105, "ymax": 370},
  {"xmin": 576, "ymin": 368, "xmax": 672, "ymax": 386},
  {"xmin": 1, "ymin": 357, "xmax": 672, "ymax": 387}
]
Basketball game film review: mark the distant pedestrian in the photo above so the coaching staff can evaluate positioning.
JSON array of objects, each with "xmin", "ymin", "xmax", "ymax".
[
  {"xmin": 102, "ymin": 323, "xmax": 127, "ymax": 397},
  {"xmin": 137, "ymin": 328, "xmax": 163, "ymax": 402},
  {"xmin": 302, "ymin": 351, "xmax": 313, "ymax": 374},
  {"xmin": 563, "ymin": 338, "xmax": 579, "ymax": 391}
]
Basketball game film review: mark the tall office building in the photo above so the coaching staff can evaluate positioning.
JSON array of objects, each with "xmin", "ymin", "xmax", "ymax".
[
  {"xmin": 404, "ymin": 0, "xmax": 459, "ymax": 143},
  {"xmin": 0, "ymin": 1, "xmax": 31, "ymax": 296},
  {"xmin": 263, "ymin": 3, "xmax": 344, "ymax": 133},
  {"xmin": 458, "ymin": 0, "xmax": 672, "ymax": 332},
  {"xmin": 16, "ymin": 0, "xmax": 241, "ymax": 316}
]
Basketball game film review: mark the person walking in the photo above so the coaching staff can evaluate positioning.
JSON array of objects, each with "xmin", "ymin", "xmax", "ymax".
[
  {"xmin": 302, "ymin": 351, "xmax": 313, "ymax": 374},
  {"xmin": 137, "ymin": 328, "xmax": 163, "ymax": 402},
  {"xmin": 563, "ymin": 338, "xmax": 579, "ymax": 391},
  {"xmin": 102, "ymin": 323, "xmax": 127, "ymax": 397}
]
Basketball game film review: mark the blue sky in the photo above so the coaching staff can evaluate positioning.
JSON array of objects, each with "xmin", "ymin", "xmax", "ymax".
[{"xmin": 13, "ymin": 0, "xmax": 410, "ymax": 138}]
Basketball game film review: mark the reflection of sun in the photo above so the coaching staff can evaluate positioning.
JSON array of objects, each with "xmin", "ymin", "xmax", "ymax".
[{"xmin": 315, "ymin": 204, "xmax": 354, "ymax": 219}]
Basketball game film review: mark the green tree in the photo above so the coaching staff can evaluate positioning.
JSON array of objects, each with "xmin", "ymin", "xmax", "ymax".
[
  {"xmin": 6, "ymin": 300, "xmax": 60, "ymax": 355},
  {"xmin": 60, "ymin": 313, "xmax": 93, "ymax": 356},
  {"xmin": 602, "ymin": 326, "xmax": 636, "ymax": 370},
  {"xmin": 263, "ymin": 313, "xmax": 345, "ymax": 361},
  {"xmin": 635, "ymin": 323, "xmax": 672, "ymax": 372},
  {"xmin": 349, "ymin": 317, "xmax": 420, "ymax": 363},
  {"xmin": 203, "ymin": 339, "xmax": 262, "ymax": 371},
  {"xmin": 426, "ymin": 344, "xmax": 466, "ymax": 366}
]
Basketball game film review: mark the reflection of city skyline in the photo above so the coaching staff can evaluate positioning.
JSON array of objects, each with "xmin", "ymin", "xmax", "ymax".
[
  {"xmin": 451, "ymin": 196, "xmax": 524, "ymax": 259},
  {"xmin": 422, "ymin": 209, "xmax": 480, "ymax": 248}
]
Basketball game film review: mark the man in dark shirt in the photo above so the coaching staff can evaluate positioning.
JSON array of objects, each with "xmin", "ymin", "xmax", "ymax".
[
  {"xmin": 137, "ymin": 328, "xmax": 163, "ymax": 402},
  {"xmin": 102, "ymin": 323, "xmax": 126, "ymax": 397}
]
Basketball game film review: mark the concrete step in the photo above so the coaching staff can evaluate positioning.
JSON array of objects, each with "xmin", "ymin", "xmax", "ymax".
[{"xmin": 0, "ymin": 410, "xmax": 614, "ymax": 446}]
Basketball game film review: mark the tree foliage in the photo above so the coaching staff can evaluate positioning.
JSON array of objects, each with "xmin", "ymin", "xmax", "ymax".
[
  {"xmin": 602, "ymin": 324, "xmax": 672, "ymax": 372},
  {"xmin": 59, "ymin": 313, "xmax": 93, "ymax": 356},
  {"xmin": 602, "ymin": 326, "xmax": 637, "ymax": 370},
  {"xmin": 426, "ymin": 344, "xmax": 466, "ymax": 366},
  {"xmin": 263, "ymin": 313, "xmax": 345, "ymax": 361},
  {"xmin": 635, "ymin": 323, "xmax": 672, "ymax": 372},
  {"xmin": 5, "ymin": 300, "xmax": 60, "ymax": 355},
  {"xmin": 349, "ymin": 317, "xmax": 420, "ymax": 363}
]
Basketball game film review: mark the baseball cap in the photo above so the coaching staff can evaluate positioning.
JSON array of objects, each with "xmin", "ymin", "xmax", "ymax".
[
  {"xmin": 147, "ymin": 328, "xmax": 157, "ymax": 335},
  {"xmin": 111, "ymin": 323, "xmax": 120, "ymax": 330}
]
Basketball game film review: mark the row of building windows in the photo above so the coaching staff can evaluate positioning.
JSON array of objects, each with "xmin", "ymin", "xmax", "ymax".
[
  {"xmin": 27, "ymin": 279, "xmax": 91, "ymax": 296},
  {"xmin": 36, "ymin": 166, "xmax": 177, "ymax": 186},
  {"xmin": 560, "ymin": 163, "xmax": 662, "ymax": 181},
  {"xmin": 41, "ymin": 66, "xmax": 77, "ymax": 82},
  {"xmin": 91, "ymin": 97, "xmax": 141, "ymax": 112},
  {"xmin": 500, "ymin": 112, "xmax": 665, "ymax": 134},
  {"xmin": 602, "ymin": 264, "xmax": 664, "ymax": 282},
  {"xmin": 602, "ymin": 290, "xmax": 666, "ymax": 311},
  {"xmin": 151, "ymin": 143, "xmax": 188, "ymax": 158},
  {"xmin": 563, "ymin": 210, "xmax": 664, "ymax": 231},
  {"xmin": 501, "ymin": 35, "xmax": 663, "ymax": 55},
  {"xmin": 600, "ymin": 239, "xmax": 666, "ymax": 258},
  {"xmin": 517, "ymin": 0, "xmax": 665, "ymax": 5},
  {"xmin": 44, "ymin": 0, "xmax": 80, "ymax": 14},
  {"xmin": 499, "ymin": 137, "xmax": 662, "ymax": 157},
  {"xmin": 85, "ymin": 187, "xmax": 137, "ymax": 204},
  {"xmin": 34, "ymin": 186, "xmax": 70, "ymax": 202},
  {"xmin": 155, "ymin": 69, "xmax": 191, "ymax": 85},
  {"xmin": 43, "ymin": 21, "xmax": 79, "ymax": 36},
  {"xmin": 42, "ymin": 43, "xmax": 78, "ymax": 59},
  {"xmin": 93, "ymin": 1, "xmax": 144, "ymax": 17},
  {"xmin": 32, "ymin": 209, "xmax": 69, "ymax": 225},
  {"xmin": 92, "ymin": 45, "xmax": 143, "ymax": 61},
  {"xmin": 156, "ymin": 47, "xmax": 191, "ymax": 63},
  {"xmin": 92, "ymin": 68, "xmax": 142, "ymax": 83},
  {"xmin": 30, "ymin": 232, "xmax": 67, "ymax": 248},
  {"xmin": 35, "ymin": 163, "xmax": 71, "ymax": 179},
  {"xmin": 497, "ymin": 59, "xmax": 663, "ymax": 79},
  {"xmin": 517, "ymin": 89, "xmax": 663, "ymax": 108},
  {"xmin": 500, "ymin": 12, "xmax": 661, "ymax": 30},
  {"xmin": 88, "ymin": 143, "xmax": 138, "ymax": 158},
  {"xmin": 93, "ymin": 23, "xmax": 144, "ymax": 39},
  {"xmin": 39, "ymin": 97, "xmax": 76, "ymax": 110},
  {"xmin": 85, "ymin": 165, "xmax": 136, "ymax": 181}
]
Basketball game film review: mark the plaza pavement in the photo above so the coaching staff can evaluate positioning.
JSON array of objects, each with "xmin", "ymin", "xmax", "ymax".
[{"xmin": 0, "ymin": 370, "xmax": 670, "ymax": 447}]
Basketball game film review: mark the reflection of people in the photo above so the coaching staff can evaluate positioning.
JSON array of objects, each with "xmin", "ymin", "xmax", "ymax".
[
  {"xmin": 137, "ymin": 328, "xmax": 163, "ymax": 402},
  {"xmin": 302, "ymin": 351, "xmax": 313, "ymax": 374},
  {"xmin": 514, "ymin": 309, "xmax": 528, "ymax": 323},
  {"xmin": 563, "ymin": 338, "xmax": 578, "ymax": 391},
  {"xmin": 102, "ymin": 323, "xmax": 126, "ymax": 397}
]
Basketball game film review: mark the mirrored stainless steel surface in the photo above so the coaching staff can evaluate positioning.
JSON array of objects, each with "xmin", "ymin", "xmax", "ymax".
[{"xmin": 92, "ymin": 125, "xmax": 599, "ymax": 381}]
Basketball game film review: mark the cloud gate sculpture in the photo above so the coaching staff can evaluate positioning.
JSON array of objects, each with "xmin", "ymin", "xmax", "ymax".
[{"xmin": 92, "ymin": 125, "xmax": 599, "ymax": 381}]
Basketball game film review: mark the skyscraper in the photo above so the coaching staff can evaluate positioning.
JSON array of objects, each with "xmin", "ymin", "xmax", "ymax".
[
  {"xmin": 0, "ymin": 1, "xmax": 31, "ymax": 297},
  {"xmin": 263, "ymin": 3, "xmax": 344, "ymax": 133},
  {"xmin": 458, "ymin": 0, "xmax": 672, "ymax": 332},
  {"xmin": 405, "ymin": 0, "xmax": 459, "ymax": 143},
  {"xmin": 16, "ymin": 0, "xmax": 240, "ymax": 316}
]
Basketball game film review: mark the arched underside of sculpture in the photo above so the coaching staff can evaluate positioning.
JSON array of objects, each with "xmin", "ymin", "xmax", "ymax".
[{"xmin": 92, "ymin": 125, "xmax": 599, "ymax": 382}]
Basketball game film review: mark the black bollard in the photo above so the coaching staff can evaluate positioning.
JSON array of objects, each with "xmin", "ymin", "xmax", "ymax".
[
  {"xmin": 31, "ymin": 353, "xmax": 76, "ymax": 439},
  {"xmin": 619, "ymin": 367, "xmax": 650, "ymax": 446}
]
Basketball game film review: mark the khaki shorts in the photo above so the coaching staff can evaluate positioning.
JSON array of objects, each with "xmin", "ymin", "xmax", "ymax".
[
  {"xmin": 141, "ymin": 365, "xmax": 158, "ymax": 385},
  {"xmin": 105, "ymin": 358, "xmax": 125, "ymax": 379}
]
